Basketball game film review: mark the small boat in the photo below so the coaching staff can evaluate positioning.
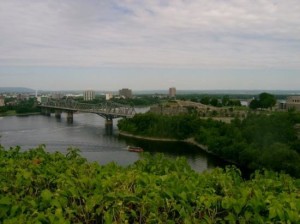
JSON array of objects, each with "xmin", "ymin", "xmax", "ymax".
[{"xmin": 127, "ymin": 146, "xmax": 144, "ymax": 152}]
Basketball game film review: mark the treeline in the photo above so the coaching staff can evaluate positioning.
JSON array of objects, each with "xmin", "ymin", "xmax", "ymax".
[
  {"xmin": 118, "ymin": 111, "xmax": 300, "ymax": 177},
  {"xmin": 177, "ymin": 95, "xmax": 243, "ymax": 107},
  {"xmin": 0, "ymin": 98, "xmax": 40, "ymax": 114},
  {"xmin": 76, "ymin": 95, "xmax": 162, "ymax": 106},
  {"xmin": 1, "ymin": 146, "xmax": 300, "ymax": 223},
  {"xmin": 112, "ymin": 96, "xmax": 162, "ymax": 106}
]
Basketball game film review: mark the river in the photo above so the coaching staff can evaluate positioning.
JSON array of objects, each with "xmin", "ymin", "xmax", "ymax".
[{"xmin": 0, "ymin": 112, "xmax": 227, "ymax": 172}]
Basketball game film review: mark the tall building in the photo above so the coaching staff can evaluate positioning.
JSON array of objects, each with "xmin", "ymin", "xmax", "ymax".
[
  {"xmin": 169, "ymin": 87, "xmax": 176, "ymax": 98},
  {"xmin": 51, "ymin": 92, "xmax": 64, "ymax": 100},
  {"xmin": 119, "ymin": 88, "xmax": 132, "ymax": 99},
  {"xmin": 105, "ymin": 93, "xmax": 113, "ymax": 100},
  {"xmin": 84, "ymin": 90, "xmax": 95, "ymax": 101}
]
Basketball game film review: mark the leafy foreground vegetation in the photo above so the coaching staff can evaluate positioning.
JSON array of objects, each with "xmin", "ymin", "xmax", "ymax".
[
  {"xmin": 118, "ymin": 111, "xmax": 300, "ymax": 177},
  {"xmin": 1, "ymin": 146, "xmax": 300, "ymax": 223}
]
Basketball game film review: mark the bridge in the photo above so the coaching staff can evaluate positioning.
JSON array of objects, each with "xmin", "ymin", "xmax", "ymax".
[{"xmin": 39, "ymin": 99, "xmax": 136, "ymax": 126}]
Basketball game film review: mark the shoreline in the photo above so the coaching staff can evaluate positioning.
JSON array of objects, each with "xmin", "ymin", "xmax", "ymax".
[
  {"xmin": 119, "ymin": 131, "xmax": 210, "ymax": 153},
  {"xmin": 118, "ymin": 131, "xmax": 181, "ymax": 142},
  {"xmin": 0, "ymin": 112, "xmax": 41, "ymax": 117},
  {"xmin": 119, "ymin": 131, "xmax": 239, "ymax": 166}
]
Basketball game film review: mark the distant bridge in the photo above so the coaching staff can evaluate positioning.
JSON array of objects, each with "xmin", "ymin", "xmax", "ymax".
[{"xmin": 39, "ymin": 99, "xmax": 135, "ymax": 125}]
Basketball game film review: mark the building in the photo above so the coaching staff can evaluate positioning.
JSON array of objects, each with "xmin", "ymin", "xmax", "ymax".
[
  {"xmin": 17, "ymin": 94, "xmax": 27, "ymax": 101},
  {"xmin": 105, "ymin": 93, "xmax": 113, "ymax": 101},
  {"xmin": 38, "ymin": 96, "xmax": 49, "ymax": 104},
  {"xmin": 286, "ymin": 96, "xmax": 300, "ymax": 111},
  {"xmin": 51, "ymin": 92, "xmax": 64, "ymax": 100},
  {"xmin": 277, "ymin": 100, "xmax": 287, "ymax": 110},
  {"xmin": 0, "ymin": 96, "xmax": 5, "ymax": 107},
  {"xmin": 169, "ymin": 87, "xmax": 176, "ymax": 98},
  {"xmin": 119, "ymin": 88, "xmax": 132, "ymax": 99},
  {"xmin": 84, "ymin": 90, "xmax": 95, "ymax": 101}
]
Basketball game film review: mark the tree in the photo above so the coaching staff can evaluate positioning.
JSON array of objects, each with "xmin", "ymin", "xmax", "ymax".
[
  {"xmin": 222, "ymin": 95, "xmax": 230, "ymax": 106},
  {"xmin": 249, "ymin": 99, "xmax": 260, "ymax": 110},
  {"xmin": 249, "ymin": 93, "xmax": 276, "ymax": 110},
  {"xmin": 210, "ymin": 98, "xmax": 219, "ymax": 107},
  {"xmin": 259, "ymin": 92, "xmax": 276, "ymax": 109},
  {"xmin": 200, "ymin": 96, "xmax": 210, "ymax": 105}
]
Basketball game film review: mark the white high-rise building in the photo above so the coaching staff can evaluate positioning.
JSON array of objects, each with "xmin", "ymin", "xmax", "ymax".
[{"xmin": 84, "ymin": 90, "xmax": 95, "ymax": 101}]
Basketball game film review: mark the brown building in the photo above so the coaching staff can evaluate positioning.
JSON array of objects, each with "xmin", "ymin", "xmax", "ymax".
[
  {"xmin": 119, "ymin": 88, "xmax": 132, "ymax": 99},
  {"xmin": 169, "ymin": 87, "xmax": 176, "ymax": 98},
  {"xmin": 0, "ymin": 96, "xmax": 5, "ymax": 107},
  {"xmin": 286, "ymin": 96, "xmax": 300, "ymax": 111}
]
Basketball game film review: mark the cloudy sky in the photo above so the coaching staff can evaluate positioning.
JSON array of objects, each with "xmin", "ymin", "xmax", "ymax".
[{"xmin": 0, "ymin": 0, "xmax": 299, "ymax": 91}]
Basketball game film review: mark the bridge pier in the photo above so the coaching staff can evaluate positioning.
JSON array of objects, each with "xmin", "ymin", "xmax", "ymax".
[
  {"xmin": 42, "ymin": 108, "xmax": 51, "ymax": 116},
  {"xmin": 55, "ymin": 110, "xmax": 62, "ymax": 119},
  {"xmin": 105, "ymin": 117, "xmax": 113, "ymax": 135},
  {"xmin": 67, "ymin": 111, "xmax": 73, "ymax": 123},
  {"xmin": 105, "ymin": 117, "xmax": 113, "ymax": 127}
]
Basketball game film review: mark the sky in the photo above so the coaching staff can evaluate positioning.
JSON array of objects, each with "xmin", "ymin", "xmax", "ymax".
[{"xmin": 0, "ymin": 0, "xmax": 300, "ymax": 91}]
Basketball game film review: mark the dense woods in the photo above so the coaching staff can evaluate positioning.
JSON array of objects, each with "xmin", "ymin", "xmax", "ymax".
[
  {"xmin": 1, "ymin": 146, "xmax": 300, "ymax": 223},
  {"xmin": 0, "ymin": 98, "xmax": 40, "ymax": 115},
  {"xmin": 118, "ymin": 111, "xmax": 300, "ymax": 177}
]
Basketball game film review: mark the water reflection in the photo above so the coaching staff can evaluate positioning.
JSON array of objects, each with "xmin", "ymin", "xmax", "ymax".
[
  {"xmin": 0, "ymin": 113, "xmax": 228, "ymax": 172},
  {"xmin": 118, "ymin": 135, "xmax": 228, "ymax": 172}
]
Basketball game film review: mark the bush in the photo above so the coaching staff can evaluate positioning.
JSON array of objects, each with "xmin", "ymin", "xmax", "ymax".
[{"xmin": 1, "ymin": 146, "xmax": 300, "ymax": 223}]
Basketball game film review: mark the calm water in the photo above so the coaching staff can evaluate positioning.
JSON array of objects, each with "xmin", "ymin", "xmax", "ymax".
[{"xmin": 0, "ymin": 112, "xmax": 227, "ymax": 172}]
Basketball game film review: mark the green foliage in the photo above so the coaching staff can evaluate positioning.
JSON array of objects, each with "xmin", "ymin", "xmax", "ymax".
[
  {"xmin": 196, "ymin": 112, "xmax": 300, "ymax": 176},
  {"xmin": 118, "ymin": 111, "xmax": 300, "ymax": 177},
  {"xmin": 0, "ymin": 98, "xmax": 40, "ymax": 115},
  {"xmin": 249, "ymin": 92, "xmax": 276, "ymax": 110},
  {"xmin": 197, "ymin": 95, "xmax": 241, "ymax": 107},
  {"xmin": 118, "ymin": 112, "xmax": 199, "ymax": 140},
  {"xmin": 1, "ymin": 146, "xmax": 300, "ymax": 223},
  {"xmin": 249, "ymin": 99, "xmax": 260, "ymax": 109},
  {"xmin": 112, "ymin": 96, "xmax": 162, "ymax": 106}
]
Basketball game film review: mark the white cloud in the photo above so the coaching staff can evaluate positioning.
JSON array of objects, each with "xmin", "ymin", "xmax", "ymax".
[{"xmin": 0, "ymin": 0, "xmax": 299, "ymax": 69}]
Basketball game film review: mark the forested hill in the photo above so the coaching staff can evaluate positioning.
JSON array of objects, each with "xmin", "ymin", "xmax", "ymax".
[
  {"xmin": 0, "ymin": 87, "xmax": 35, "ymax": 93},
  {"xmin": 118, "ymin": 111, "xmax": 300, "ymax": 177}
]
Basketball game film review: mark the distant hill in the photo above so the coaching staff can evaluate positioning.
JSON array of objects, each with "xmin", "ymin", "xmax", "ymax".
[{"xmin": 0, "ymin": 87, "xmax": 35, "ymax": 93}]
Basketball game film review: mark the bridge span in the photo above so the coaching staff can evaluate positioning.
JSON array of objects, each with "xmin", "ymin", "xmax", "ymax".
[{"xmin": 39, "ymin": 99, "xmax": 136, "ymax": 126}]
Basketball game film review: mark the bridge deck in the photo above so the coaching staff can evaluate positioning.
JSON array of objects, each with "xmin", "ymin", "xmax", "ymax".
[{"xmin": 39, "ymin": 100, "xmax": 136, "ymax": 119}]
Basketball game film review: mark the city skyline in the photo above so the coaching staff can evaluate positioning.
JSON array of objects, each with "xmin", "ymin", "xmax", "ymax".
[{"xmin": 0, "ymin": 1, "xmax": 300, "ymax": 90}]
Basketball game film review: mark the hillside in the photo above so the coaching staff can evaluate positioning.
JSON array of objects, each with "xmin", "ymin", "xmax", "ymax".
[{"xmin": 0, "ymin": 87, "xmax": 35, "ymax": 93}]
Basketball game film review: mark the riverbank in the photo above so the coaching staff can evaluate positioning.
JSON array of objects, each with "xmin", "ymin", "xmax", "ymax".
[
  {"xmin": 119, "ymin": 131, "xmax": 240, "ymax": 166},
  {"xmin": 0, "ymin": 112, "xmax": 41, "ymax": 117},
  {"xmin": 119, "ymin": 131, "xmax": 211, "ymax": 153},
  {"xmin": 119, "ymin": 131, "xmax": 181, "ymax": 142}
]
